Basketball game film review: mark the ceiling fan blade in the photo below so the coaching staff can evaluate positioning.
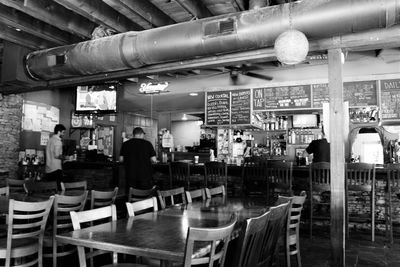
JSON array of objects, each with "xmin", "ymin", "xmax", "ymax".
[{"xmin": 243, "ymin": 71, "xmax": 273, "ymax": 81}]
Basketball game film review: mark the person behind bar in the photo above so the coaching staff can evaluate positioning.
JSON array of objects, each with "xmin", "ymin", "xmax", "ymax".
[
  {"xmin": 45, "ymin": 124, "xmax": 66, "ymax": 186},
  {"xmin": 303, "ymin": 126, "xmax": 330, "ymax": 163},
  {"xmin": 119, "ymin": 127, "xmax": 157, "ymax": 191}
]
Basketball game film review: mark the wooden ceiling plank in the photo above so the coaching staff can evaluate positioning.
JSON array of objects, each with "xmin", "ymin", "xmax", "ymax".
[
  {"xmin": 102, "ymin": 0, "xmax": 153, "ymax": 29},
  {"xmin": 0, "ymin": 23, "xmax": 55, "ymax": 49},
  {"xmin": 3, "ymin": 0, "xmax": 94, "ymax": 38},
  {"xmin": 53, "ymin": 0, "xmax": 143, "ymax": 32},
  {"xmin": 118, "ymin": 0, "xmax": 176, "ymax": 27},
  {"xmin": 174, "ymin": 0, "xmax": 213, "ymax": 18},
  {"xmin": 0, "ymin": 4, "xmax": 81, "ymax": 45}
]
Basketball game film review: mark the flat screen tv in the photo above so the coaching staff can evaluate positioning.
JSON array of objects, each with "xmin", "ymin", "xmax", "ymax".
[
  {"xmin": 292, "ymin": 114, "xmax": 318, "ymax": 128},
  {"xmin": 75, "ymin": 84, "xmax": 117, "ymax": 114}
]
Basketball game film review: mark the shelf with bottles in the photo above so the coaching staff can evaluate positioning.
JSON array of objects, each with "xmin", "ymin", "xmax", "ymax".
[
  {"xmin": 287, "ymin": 128, "xmax": 323, "ymax": 146},
  {"xmin": 252, "ymin": 111, "xmax": 289, "ymax": 131}
]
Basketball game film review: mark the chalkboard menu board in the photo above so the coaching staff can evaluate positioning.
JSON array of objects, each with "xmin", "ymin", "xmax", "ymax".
[
  {"xmin": 206, "ymin": 91, "xmax": 230, "ymax": 125},
  {"xmin": 310, "ymin": 80, "xmax": 377, "ymax": 108},
  {"xmin": 253, "ymin": 85, "xmax": 311, "ymax": 110},
  {"xmin": 231, "ymin": 89, "xmax": 251, "ymax": 124},
  {"xmin": 380, "ymin": 79, "xmax": 400, "ymax": 120}
]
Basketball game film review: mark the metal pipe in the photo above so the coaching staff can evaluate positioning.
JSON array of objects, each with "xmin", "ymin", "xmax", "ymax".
[
  {"xmin": 25, "ymin": 0, "xmax": 399, "ymax": 81},
  {"xmin": 249, "ymin": 0, "xmax": 270, "ymax": 10}
]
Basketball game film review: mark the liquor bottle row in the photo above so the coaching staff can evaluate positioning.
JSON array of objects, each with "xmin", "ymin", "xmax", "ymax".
[{"xmin": 288, "ymin": 129, "xmax": 322, "ymax": 145}]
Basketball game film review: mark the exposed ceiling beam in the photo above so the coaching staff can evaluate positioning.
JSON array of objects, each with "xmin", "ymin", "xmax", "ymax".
[
  {"xmin": 174, "ymin": 0, "xmax": 213, "ymax": 19},
  {"xmin": 0, "ymin": 22, "xmax": 56, "ymax": 49},
  {"xmin": 41, "ymin": 25, "xmax": 400, "ymax": 89},
  {"xmin": 116, "ymin": 0, "xmax": 176, "ymax": 27},
  {"xmin": 53, "ymin": 0, "xmax": 143, "ymax": 32},
  {"xmin": 2, "ymin": 0, "xmax": 94, "ymax": 38},
  {"xmin": 0, "ymin": 4, "xmax": 81, "ymax": 45},
  {"xmin": 102, "ymin": 0, "xmax": 153, "ymax": 30}
]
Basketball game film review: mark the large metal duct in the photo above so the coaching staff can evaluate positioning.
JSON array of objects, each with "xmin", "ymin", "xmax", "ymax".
[{"xmin": 25, "ymin": 0, "xmax": 399, "ymax": 81}]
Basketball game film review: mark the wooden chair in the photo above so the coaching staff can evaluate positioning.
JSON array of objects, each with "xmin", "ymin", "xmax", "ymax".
[
  {"xmin": 43, "ymin": 192, "xmax": 88, "ymax": 267},
  {"xmin": 385, "ymin": 163, "xmax": 400, "ymax": 244},
  {"xmin": 235, "ymin": 202, "xmax": 290, "ymax": 267},
  {"xmin": 6, "ymin": 178, "xmax": 25, "ymax": 193},
  {"xmin": 242, "ymin": 157, "xmax": 268, "ymax": 196},
  {"xmin": 126, "ymin": 197, "xmax": 158, "ymax": 217},
  {"xmin": 267, "ymin": 161, "xmax": 293, "ymax": 202},
  {"xmin": 169, "ymin": 162, "xmax": 191, "ymax": 190},
  {"xmin": 345, "ymin": 163, "xmax": 376, "ymax": 241},
  {"xmin": 204, "ymin": 162, "xmax": 228, "ymax": 192},
  {"xmin": 70, "ymin": 205, "xmax": 143, "ymax": 267},
  {"xmin": 157, "ymin": 187, "xmax": 186, "ymax": 209},
  {"xmin": 0, "ymin": 186, "xmax": 9, "ymax": 197},
  {"xmin": 90, "ymin": 187, "xmax": 118, "ymax": 209},
  {"xmin": 185, "ymin": 188, "xmax": 206, "ymax": 203},
  {"xmin": 24, "ymin": 181, "xmax": 58, "ymax": 195},
  {"xmin": 309, "ymin": 162, "xmax": 331, "ymax": 238},
  {"xmin": 183, "ymin": 218, "xmax": 237, "ymax": 267},
  {"xmin": 128, "ymin": 186, "xmax": 156, "ymax": 202},
  {"xmin": 275, "ymin": 191, "xmax": 307, "ymax": 267},
  {"xmin": 205, "ymin": 185, "xmax": 226, "ymax": 199},
  {"xmin": 60, "ymin": 180, "xmax": 87, "ymax": 194},
  {"xmin": 0, "ymin": 196, "xmax": 54, "ymax": 267}
]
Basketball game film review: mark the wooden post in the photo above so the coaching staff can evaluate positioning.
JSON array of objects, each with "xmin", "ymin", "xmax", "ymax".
[{"xmin": 328, "ymin": 45, "xmax": 345, "ymax": 266}]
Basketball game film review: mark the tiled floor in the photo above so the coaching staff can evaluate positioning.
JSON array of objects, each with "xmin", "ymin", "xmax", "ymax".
[{"xmin": 298, "ymin": 225, "xmax": 400, "ymax": 267}]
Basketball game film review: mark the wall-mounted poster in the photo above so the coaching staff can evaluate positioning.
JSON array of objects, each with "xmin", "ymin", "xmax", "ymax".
[{"xmin": 22, "ymin": 101, "xmax": 59, "ymax": 132}]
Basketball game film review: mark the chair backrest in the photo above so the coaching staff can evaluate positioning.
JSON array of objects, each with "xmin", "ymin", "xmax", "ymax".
[
  {"xmin": 128, "ymin": 186, "xmax": 155, "ymax": 202},
  {"xmin": 310, "ymin": 162, "xmax": 331, "ymax": 191},
  {"xmin": 60, "ymin": 180, "xmax": 87, "ymax": 193},
  {"xmin": 70, "ymin": 204, "xmax": 117, "ymax": 230},
  {"xmin": 185, "ymin": 188, "xmax": 206, "ymax": 203},
  {"xmin": 345, "ymin": 163, "xmax": 375, "ymax": 191},
  {"xmin": 276, "ymin": 191, "xmax": 307, "ymax": 237},
  {"xmin": 90, "ymin": 187, "xmax": 118, "ymax": 209},
  {"xmin": 126, "ymin": 197, "xmax": 158, "ymax": 217},
  {"xmin": 204, "ymin": 162, "xmax": 227, "ymax": 187},
  {"xmin": 6, "ymin": 178, "xmax": 26, "ymax": 193},
  {"xmin": 0, "ymin": 186, "xmax": 10, "ymax": 197},
  {"xmin": 6, "ymin": 196, "xmax": 54, "ymax": 267},
  {"xmin": 24, "ymin": 181, "xmax": 58, "ymax": 195},
  {"xmin": 385, "ymin": 163, "xmax": 400, "ymax": 189},
  {"xmin": 157, "ymin": 187, "xmax": 186, "ymax": 209},
  {"xmin": 236, "ymin": 202, "xmax": 290, "ymax": 267},
  {"xmin": 169, "ymin": 162, "xmax": 190, "ymax": 187},
  {"xmin": 267, "ymin": 161, "xmax": 293, "ymax": 196},
  {"xmin": 242, "ymin": 157, "xmax": 268, "ymax": 180},
  {"xmin": 205, "ymin": 185, "xmax": 226, "ymax": 199},
  {"xmin": 183, "ymin": 218, "xmax": 237, "ymax": 267}
]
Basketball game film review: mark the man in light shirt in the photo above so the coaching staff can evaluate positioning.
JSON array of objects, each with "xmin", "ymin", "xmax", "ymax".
[{"xmin": 45, "ymin": 124, "xmax": 66, "ymax": 187}]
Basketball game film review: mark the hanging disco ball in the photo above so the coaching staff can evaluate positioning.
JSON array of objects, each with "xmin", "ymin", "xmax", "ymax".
[{"xmin": 274, "ymin": 29, "xmax": 309, "ymax": 65}]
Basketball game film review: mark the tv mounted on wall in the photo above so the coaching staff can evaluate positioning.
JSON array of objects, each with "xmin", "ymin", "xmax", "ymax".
[{"xmin": 75, "ymin": 84, "xmax": 117, "ymax": 114}]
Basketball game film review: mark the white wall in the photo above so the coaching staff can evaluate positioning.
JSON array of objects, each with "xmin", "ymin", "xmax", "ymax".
[{"xmin": 171, "ymin": 121, "xmax": 201, "ymax": 147}]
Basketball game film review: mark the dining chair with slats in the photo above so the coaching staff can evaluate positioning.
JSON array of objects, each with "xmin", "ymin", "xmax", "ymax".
[
  {"xmin": 6, "ymin": 178, "xmax": 26, "ymax": 193},
  {"xmin": 128, "ymin": 186, "xmax": 156, "ymax": 202},
  {"xmin": 0, "ymin": 196, "xmax": 54, "ymax": 267},
  {"xmin": 126, "ymin": 197, "xmax": 158, "ymax": 217},
  {"xmin": 205, "ymin": 185, "xmax": 226, "ymax": 199},
  {"xmin": 267, "ymin": 161, "xmax": 293, "ymax": 202},
  {"xmin": 185, "ymin": 188, "xmax": 206, "ymax": 203},
  {"xmin": 242, "ymin": 157, "xmax": 268, "ymax": 196},
  {"xmin": 43, "ymin": 192, "xmax": 88, "ymax": 267},
  {"xmin": 169, "ymin": 161, "xmax": 191, "ymax": 190},
  {"xmin": 24, "ymin": 181, "xmax": 58, "ymax": 195},
  {"xmin": 90, "ymin": 187, "xmax": 119, "ymax": 209},
  {"xmin": 204, "ymin": 162, "xmax": 228, "ymax": 192},
  {"xmin": 157, "ymin": 187, "xmax": 186, "ymax": 209},
  {"xmin": 0, "ymin": 186, "xmax": 9, "ymax": 197},
  {"xmin": 60, "ymin": 180, "xmax": 87, "ymax": 194},
  {"xmin": 70, "ymin": 205, "xmax": 145, "ymax": 267}
]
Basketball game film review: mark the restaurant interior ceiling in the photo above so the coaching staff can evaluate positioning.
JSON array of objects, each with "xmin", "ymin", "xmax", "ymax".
[{"xmin": 0, "ymin": 0, "xmax": 399, "ymax": 114}]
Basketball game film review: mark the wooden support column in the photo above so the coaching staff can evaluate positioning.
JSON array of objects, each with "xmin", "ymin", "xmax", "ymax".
[{"xmin": 328, "ymin": 45, "xmax": 345, "ymax": 266}]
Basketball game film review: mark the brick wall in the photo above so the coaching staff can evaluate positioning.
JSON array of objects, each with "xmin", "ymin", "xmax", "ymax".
[{"xmin": 0, "ymin": 94, "xmax": 23, "ymax": 181}]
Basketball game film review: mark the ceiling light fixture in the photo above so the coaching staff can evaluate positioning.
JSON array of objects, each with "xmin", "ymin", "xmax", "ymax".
[
  {"xmin": 189, "ymin": 93, "xmax": 198, "ymax": 96},
  {"xmin": 15, "ymin": 28, "xmax": 21, "ymax": 32}
]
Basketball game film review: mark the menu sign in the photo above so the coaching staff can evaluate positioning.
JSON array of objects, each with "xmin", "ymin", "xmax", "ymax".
[
  {"xmin": 380, "ymin": 79, "xmax": 400, "ymax": 120},
  {"xmin": 311, "ymin": 80, "xmax": 377, "ymax": 108},
  {"xmin": 253, "ymin": 85, "xmax": 311, "ymax": 110},
  {"xmin": 206, "ymin": 91, "xmax": 230, "ymax": 125},
  {"xmin": 231, "ymin": 89, "xmax": 251, "ymax": 124}
]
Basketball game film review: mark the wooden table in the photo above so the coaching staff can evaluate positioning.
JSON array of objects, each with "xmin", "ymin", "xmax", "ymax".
[{"xmin": 56, "ymin": 197, "xmax": 267, "ymax": 266}]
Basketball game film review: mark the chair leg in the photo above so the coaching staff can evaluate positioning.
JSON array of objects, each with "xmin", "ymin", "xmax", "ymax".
[
  {"xmin": 310, "ymin": 195, "xmax": 313, "ymax": 239},
  {"xmin": 388, "ymin": 189, "xmax": 393, "ymax": 244},
  {"xmin": 53, "ymin": 238, "xmax": 57, "ymax": 267},
  {"xmin": 371, "ymin": 192, "xmax": 375, "ymax": 242}
]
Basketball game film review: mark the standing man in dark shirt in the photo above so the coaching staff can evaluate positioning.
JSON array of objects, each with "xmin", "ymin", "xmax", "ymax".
[
  {"xmin": 303, "ymin": 128, "xmax": 331, "ymax": 163},
  {"xmin": 119, "ymin": 127, "xmax": 157, "ymax": 190}
]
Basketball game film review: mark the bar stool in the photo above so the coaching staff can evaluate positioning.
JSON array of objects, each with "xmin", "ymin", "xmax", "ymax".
[
  {"xmin": 169, "ymin": 161, "xmax": 190, "ymax": 190},
  {"xmin": 267, "ymin": 161, "xmax": 293, "ymax": 203},
  {"xmin": 309, "ymin": 162, "xmax": 331, "ymax": 238},
  {"xmin": 385, "ymin": 163, "xmax": 400, "ymax": 244},
  {"xmin": 241, "ymin": 157, "xmax": 268, "ymax": 196},
  {"xmin": 345, "ymin": 163, "xmax": 376, "ymax": 241}
]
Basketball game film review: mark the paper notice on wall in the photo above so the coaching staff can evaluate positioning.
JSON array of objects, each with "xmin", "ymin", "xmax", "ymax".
[
  {"xmin": 37, "ymin": 106, "xmax": 47, "ymax": 114},
  {"xmin": 24, "ymin": 104, "xmax": 37, "ymax": 118},
  {"xmin": 109, "ymin": 115, "xmax": 116, "ymax": 122},
  {"xmin": 40, "ymin": 132, "xmax": 50, "ymax": 146},
  {"xmin": 32, "ymin": 118, "xmax": 42, "ymax": 132},
  {"xmin": 50, "ymin": 107, "xmax": 60, "ymax": 122},
  {"xmin": 42, "ymin": 118, "xmax": 52, "ymax": 132},
  {"xmin": 23, "ymin": 117, "xmax": 34, "ymax": 131},
  {"xmin": 97, "ymin": 139, "xmax": 104, "ymax": 150}
]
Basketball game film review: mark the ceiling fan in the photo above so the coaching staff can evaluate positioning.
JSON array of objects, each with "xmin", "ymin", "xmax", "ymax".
[{"xmin": 224, "ymin": 64, "xmax": 274, "ymax": 85}]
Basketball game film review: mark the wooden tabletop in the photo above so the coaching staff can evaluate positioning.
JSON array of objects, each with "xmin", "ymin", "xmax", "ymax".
[{"xmin": 56, "ymin": 197, "xmax": 267, "ymax": 264}]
